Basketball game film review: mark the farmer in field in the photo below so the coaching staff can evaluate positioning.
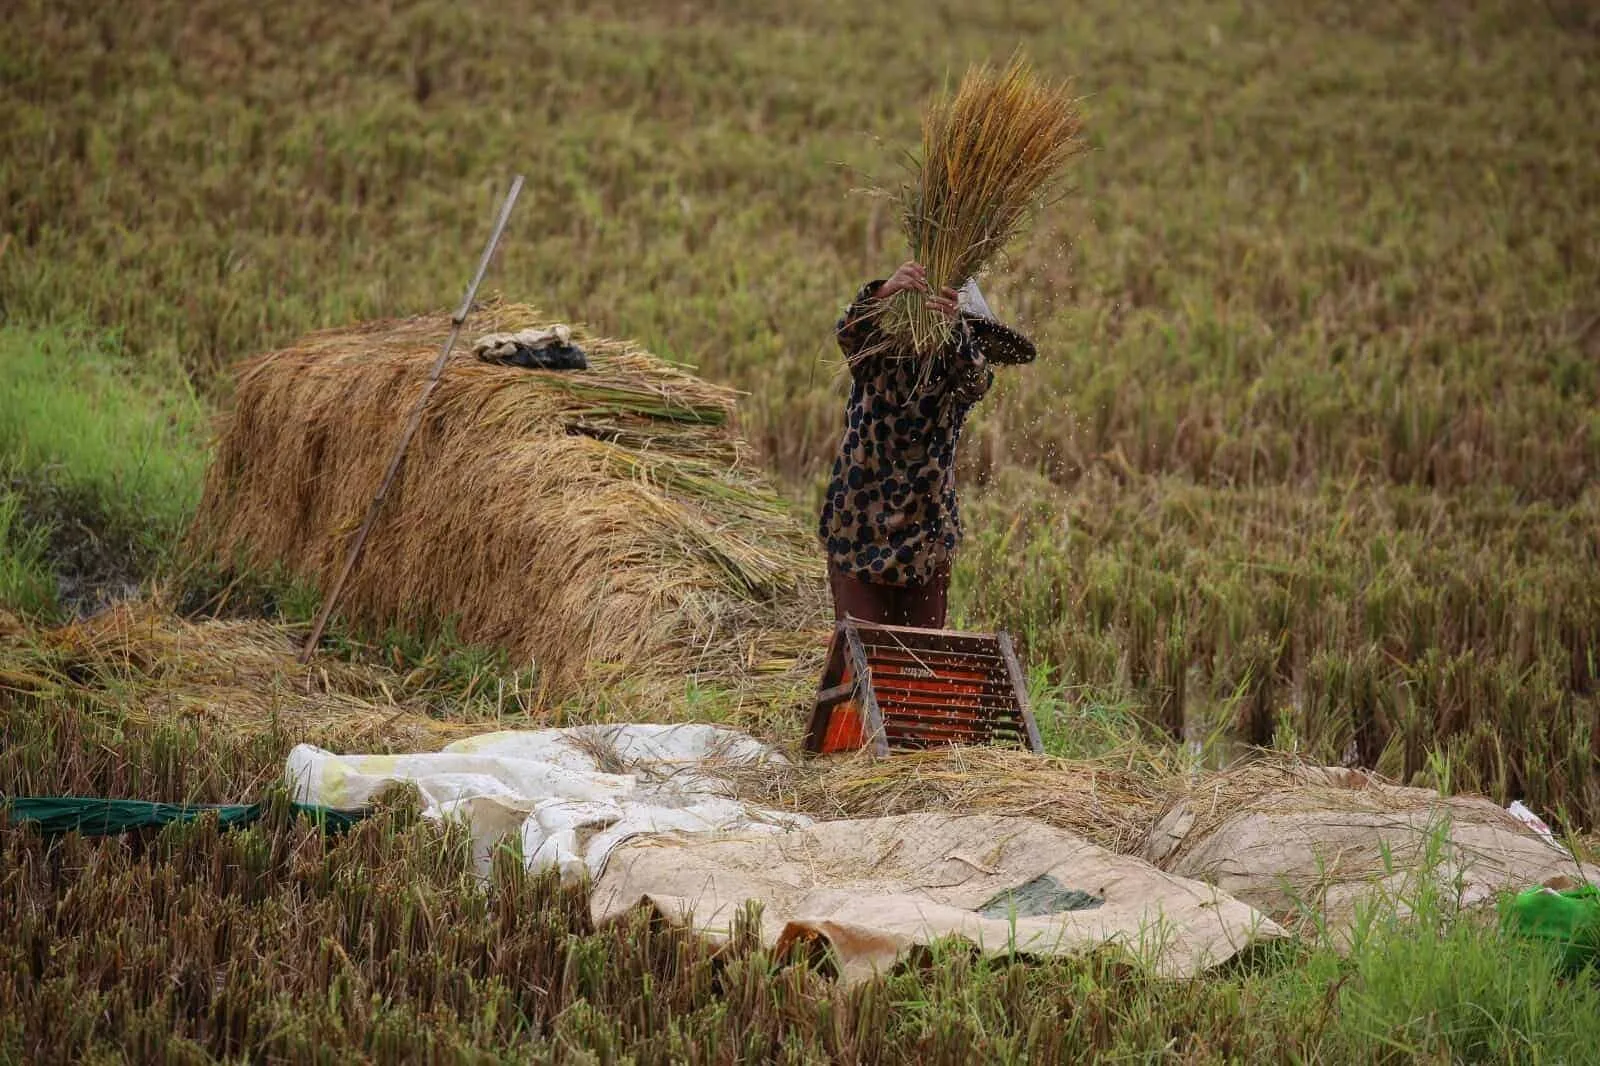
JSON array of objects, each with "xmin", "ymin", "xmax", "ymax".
[{"xmin": 820, "ymin": 259, "xmax": 1035, "ymax": 629}]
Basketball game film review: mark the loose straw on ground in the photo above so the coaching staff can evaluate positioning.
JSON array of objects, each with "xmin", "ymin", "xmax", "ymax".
[
  {"xmin": 4, "ymin": 599, "xmax": 486, "ymax": 750},
  {"xmin": 722, "ymin": 746, "xmax": 1184, "ymax": 854}
]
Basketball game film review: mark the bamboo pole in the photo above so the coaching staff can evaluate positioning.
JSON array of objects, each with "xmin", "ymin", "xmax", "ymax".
[{"xmin": 299, "ymin": 174, "xmax": 524, "ymax": 663}]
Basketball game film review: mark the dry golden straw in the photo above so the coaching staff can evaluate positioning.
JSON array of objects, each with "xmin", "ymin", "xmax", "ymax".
[
  {"xmin": 875, "ymin": 54, "xmax": 1085, "ymax": 358},
  {"xmin": 189, "ymin": 301, "xmax": 829, "ymax": 704},
  {"xmin": 3, "ymin": 599, "xmax": 482, "ymax": 751},
  {"xmin": 725, "ymin": 746, "xmax": 1184, "ymax": 854}
]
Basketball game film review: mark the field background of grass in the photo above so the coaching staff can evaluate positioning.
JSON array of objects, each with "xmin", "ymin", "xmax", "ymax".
[
  {"xmin": 6, "ymin": 0, "xmax": 1597, "ymax": 821},
  {"xmin": 3, "ymin": 0, "xmax": 1600, "ymax": 1060}
]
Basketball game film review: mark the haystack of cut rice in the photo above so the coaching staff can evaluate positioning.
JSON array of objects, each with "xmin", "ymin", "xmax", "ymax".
[{"xmin": 190, "ymin": 300, "xmax": 828, "ymax": 706}]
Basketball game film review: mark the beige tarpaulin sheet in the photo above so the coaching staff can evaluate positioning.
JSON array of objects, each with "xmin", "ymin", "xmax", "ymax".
[
  {"xmin": 1140, "ymin": 765, "xmax": 1600, "ymax": 939},
  {"xmin": 591, "ymin": 812, "xmax": 1288, "ymax": 983}
]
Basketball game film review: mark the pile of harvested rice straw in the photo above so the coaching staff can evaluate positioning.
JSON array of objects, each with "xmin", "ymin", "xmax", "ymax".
[
  {"xmin": 728, "ymin": 745, "xmax": 1184, "ymax": 854},
  {"xmin": 189, "ymin": 300, "xmax": 829, "ymax": 704}
]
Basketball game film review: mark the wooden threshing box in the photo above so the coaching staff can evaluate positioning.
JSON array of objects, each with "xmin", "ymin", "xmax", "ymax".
[{"xmin": 804, "ymin": 619, "xmax": 1043, "ymax": 757}]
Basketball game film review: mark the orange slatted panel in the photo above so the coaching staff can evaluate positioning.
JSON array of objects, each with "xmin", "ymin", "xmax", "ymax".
[
  {"xmin": 819, "ymin": 700, "xmax": 867, "ymax": 754},
  {"xmin": 806, "ymin": 621, "xmax": 1042, "ymax": 757}
]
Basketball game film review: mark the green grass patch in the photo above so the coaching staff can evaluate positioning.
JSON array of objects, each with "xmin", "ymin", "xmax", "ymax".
[
  {"xmin": 0, "ymin": 488, "xmax": 54, "ymax": 615},
  {"xmin": 1318, "ymin": 842, "xmax": 1600, "ymax": 1062},
  {"xmin": 0, "ymin": 323, "xmax": 206, "ymax": 617}
]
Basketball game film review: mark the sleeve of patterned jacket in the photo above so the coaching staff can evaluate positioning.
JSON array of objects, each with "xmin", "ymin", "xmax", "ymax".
[
  {"xmin": 836, "ymin": 280, "xmax": 887, "ymax": 380},
  {"xmin": 940, "ymin": 320, "xmax": 994, "ymax": 405}
]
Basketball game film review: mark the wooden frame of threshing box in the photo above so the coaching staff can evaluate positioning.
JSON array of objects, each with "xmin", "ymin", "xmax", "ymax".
[{"xmin": 804, "ymin": 619, "xmax": 1043, "ymax": 757}]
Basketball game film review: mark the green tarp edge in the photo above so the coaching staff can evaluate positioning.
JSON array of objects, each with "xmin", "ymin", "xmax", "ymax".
[{"xmin": 1, "ymin": 796, "xmax": 368, "ymax": 837}]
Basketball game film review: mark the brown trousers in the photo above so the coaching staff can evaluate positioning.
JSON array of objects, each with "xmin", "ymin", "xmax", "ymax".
[{"xmin": 827, "ymin": 560, "xmax": 951, "ymax": 630}]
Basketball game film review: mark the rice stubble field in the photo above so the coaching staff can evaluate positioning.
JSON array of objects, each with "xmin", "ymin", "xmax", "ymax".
[{"xmin": 3, "ymin": 0, "xmax": 1600, "ymax": 1061}]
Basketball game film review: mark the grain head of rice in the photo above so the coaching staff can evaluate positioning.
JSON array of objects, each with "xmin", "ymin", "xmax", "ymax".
[{"xmin": 870, "ymin": 53, "xmax": 1086, "ymax": 361}]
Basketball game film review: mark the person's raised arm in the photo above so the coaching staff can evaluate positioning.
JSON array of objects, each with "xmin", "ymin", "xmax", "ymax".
[
  {"xmin": 836, "ymin": 281, "xmax": 886, "ymax": 367},
  {"xmin": 925, "ymin": 284, "xmax": 993, "ymax": 405},
  {"xmin": 944, "ymin": 325, "xmax": 993, "ymax": 405},
  {"xmin": 837, "ymin": 261, "xmax": 933, "ymax": 377}
]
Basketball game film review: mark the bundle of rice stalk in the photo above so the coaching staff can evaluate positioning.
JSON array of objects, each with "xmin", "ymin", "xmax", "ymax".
[
  {"xmin": 189, "ymin": 301, "xmax": 829, "ymax": 706},
  {"xmin": 877, "ymin": 54, "xmax": 1084, "ymax": 357},
  {"xmin": 724, "ymin": 746, "xmax": 1184, "ymax": 853}
]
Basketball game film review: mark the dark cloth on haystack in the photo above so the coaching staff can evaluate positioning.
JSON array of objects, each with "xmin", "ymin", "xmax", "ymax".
[
  {"xmin": 474, "ymin": 326, "xmax": 589, "ymax": 371},
  {"xmin": 818, "ymin": 279, "xmax": 1033, "ymax": 598}
]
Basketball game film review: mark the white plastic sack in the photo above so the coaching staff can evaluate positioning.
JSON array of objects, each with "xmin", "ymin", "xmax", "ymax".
[{"xmin": 284, "ymin": 724, "xmax": 812, "ymax": 879}]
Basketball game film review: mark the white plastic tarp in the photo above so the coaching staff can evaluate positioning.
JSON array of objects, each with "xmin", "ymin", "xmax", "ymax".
[
  {"xmin": 282, "ymin": 725, "xmax": 1292, "ymax": 981},
  {"xmin": 283, "ymin": 723, "xmax": 812, "ymax": 879}
]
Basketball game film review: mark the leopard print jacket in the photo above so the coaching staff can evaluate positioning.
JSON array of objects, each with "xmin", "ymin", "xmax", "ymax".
[{"xmin": 818, "ymin": 280, "xmax": 994, "ymax": 587}]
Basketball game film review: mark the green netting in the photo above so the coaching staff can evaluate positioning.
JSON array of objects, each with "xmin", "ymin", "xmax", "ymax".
[{"xmin": 0, "ymin": 796, "xmax": 367, "ymax": 837}]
